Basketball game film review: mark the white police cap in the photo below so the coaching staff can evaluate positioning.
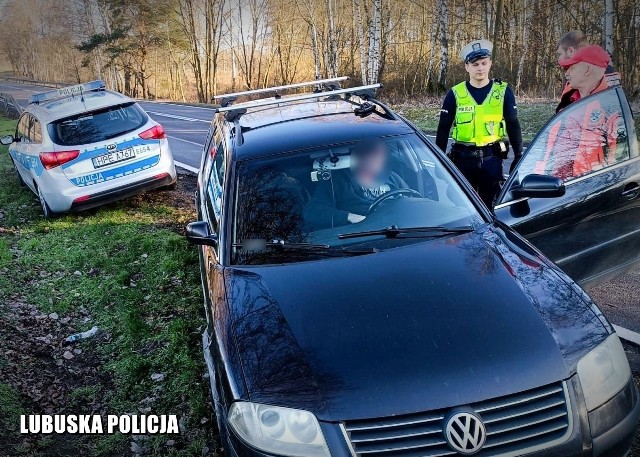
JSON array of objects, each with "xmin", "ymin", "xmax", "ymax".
[{"xmin": 461, "ymin": 40, "xmax": 493, "ymax": 63}]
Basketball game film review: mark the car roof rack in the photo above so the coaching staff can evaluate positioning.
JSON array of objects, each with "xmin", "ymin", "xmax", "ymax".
[
  {"xmin": 215, "ymin": 83, "xmax": 384, "ymax": 122},
  {"xmin": 212, "ymin": 76, "xmax": 348, "ymax": 107},
  {"xmin": 29, "ymin": 80, "xmax": 106, "ymax": 105}
]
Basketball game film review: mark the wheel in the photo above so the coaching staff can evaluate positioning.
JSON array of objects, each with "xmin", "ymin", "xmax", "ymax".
[
  {"xmin": 36, "ymin": 186, "xmax": 56, "ymax": 219},
  {"xmin": 368, "ymin": 188, "xmax": 422, "ymax": 214},
  {"xmin": 163, "ymin": 181, "xmax": 177, "ymax": 191}
]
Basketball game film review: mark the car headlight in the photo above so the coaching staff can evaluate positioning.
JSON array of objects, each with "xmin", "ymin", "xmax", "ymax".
[
  {"xmin": 228, "ymin": 402, "xmax": 331, "ymax": 457},
  {"xmin": 577, "ymin": 333, "xmax": 631, "ymax": 412}
]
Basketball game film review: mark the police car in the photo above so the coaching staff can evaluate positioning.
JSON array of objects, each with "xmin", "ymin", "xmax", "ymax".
[{"xmin": 0, "ymin": 80, "xmax": 177, "ymax": 217}]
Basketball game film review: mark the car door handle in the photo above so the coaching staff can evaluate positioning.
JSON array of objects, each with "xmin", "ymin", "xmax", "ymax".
[{"xmin": 621, "ymin": 182, "xmax": 640, "ymax": 200}]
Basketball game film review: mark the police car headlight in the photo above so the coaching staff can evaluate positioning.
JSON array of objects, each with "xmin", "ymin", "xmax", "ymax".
[
  {"xmin": 577, "ymin": 334, "xmax": 631, "ymax": 412},
  {"xmin": 228, "ymin": 402, "xmax": 331, "ymax": 457}
]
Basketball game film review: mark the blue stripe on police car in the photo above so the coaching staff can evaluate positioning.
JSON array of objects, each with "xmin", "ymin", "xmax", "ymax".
[{"xmin": 71, "ymin": 155, "xmax": 160, "ymax": 187}]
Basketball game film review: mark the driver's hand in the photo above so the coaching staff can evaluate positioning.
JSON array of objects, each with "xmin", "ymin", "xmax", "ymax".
[{"xmin": 348, "ymin": 213, "xmax": 366, "ymax": 223}]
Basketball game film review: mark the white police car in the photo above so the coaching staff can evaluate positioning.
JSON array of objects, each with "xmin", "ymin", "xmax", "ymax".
[{"xmin": 0, "ymin": 80, "xmax": 177, "ymax": 217}]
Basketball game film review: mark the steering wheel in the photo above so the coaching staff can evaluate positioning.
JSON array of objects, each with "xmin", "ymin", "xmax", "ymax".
[{"xmin": 368, "ymin": 188, "xmax": 422, "ymax": 214}]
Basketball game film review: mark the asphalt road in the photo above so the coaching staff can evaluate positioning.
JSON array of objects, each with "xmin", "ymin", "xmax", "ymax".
[
  {"xmin": 0, "ymin": 79, "xmax": 453, "ymax": 172},
  {"xmin": 1, "ymin": 79, "xmax": 638, "ymax": 336}
]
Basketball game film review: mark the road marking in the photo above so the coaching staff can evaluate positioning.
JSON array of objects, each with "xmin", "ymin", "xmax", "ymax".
[
  {"xmin": 167, "ymin": 135, "xmax": 204, "ymax": 147},
  {"xmin": 613, "ymin": 325, "xmax": 640, "ymax": 346},
  {"xmin": 143, "ymin": 100, "xmax": 217, "ymax": 111},
  {"xmin": 175, "ymin": 161, "xmax": 199, "ymax": 174},
  {"xmin": 147, "ymin": 111, "xmax": 210, "ymax": 123}
]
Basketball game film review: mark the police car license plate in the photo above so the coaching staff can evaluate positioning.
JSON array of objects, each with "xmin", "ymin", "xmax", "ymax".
[{"xmin": 92, "ymin": 148, "xmax": 136, "ymax": 169}]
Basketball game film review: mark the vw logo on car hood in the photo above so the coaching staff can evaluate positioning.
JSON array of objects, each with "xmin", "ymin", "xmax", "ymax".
[{"xmin": 445, "ymin": 411, "xmax": 486, "ymax": 454}]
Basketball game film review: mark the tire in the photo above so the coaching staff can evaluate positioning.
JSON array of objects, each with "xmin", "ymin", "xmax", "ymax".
[
  {"xmin": 163, "ymin": 180, "xmax": 178, "ymax": 191},
  {"xmin": 36, "ymin": 186, "xmax": 56, "ymax": 219}
]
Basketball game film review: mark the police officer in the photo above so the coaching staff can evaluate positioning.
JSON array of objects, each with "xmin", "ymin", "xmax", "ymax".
[{"xmin": 436, "ymin": 40, "xmax": 524, "ymax": 207}]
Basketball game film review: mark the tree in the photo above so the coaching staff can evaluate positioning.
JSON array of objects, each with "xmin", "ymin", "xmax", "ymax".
[
  {"xmin": 603, "ymin": 0, "xmax": 614, "ymax": 55},
  {"xmin": 437, "ymin": 0, "xmax": 448, "ymax": 89}
]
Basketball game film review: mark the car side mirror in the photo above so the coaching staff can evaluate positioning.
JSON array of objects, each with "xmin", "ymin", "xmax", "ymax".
[
  {"xmin": 186, "ymin": 221, "xmax": 218, "ymax": 247},
  {"xmin": 0, "ymin": 135, "xmax": 15, "ymax": 146},
  {"xmin": 510, "ymin": 174, "xmax": 566, "ymax": 199}
]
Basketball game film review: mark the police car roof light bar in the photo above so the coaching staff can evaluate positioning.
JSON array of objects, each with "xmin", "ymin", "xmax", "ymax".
[
  {"xmin": 212, "ymin": 76, "xmax": 348, "ymax": 103},
  {"xmin": 215, "ymin": 83, "xmax": 382, "ymax": 120},
  {"xmin": 29, "ymin": 80, "xmax": 106, "ymax": 105}
]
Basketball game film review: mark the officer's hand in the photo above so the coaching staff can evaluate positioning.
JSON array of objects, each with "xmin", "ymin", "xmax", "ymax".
[{"xmin": 348, "ymin": 213, "xmax": 366, "ymax": 223}]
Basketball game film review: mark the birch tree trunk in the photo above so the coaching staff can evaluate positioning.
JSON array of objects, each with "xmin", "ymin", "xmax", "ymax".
[
  {"xmin": 604, "ymin": 0, "xmax": 614, "ymax": 55},
  {"xmin": 367, "ymin": 0, "xmax": 382, "ymax": 84},
  {"xmin": 297, "ymin": 0, "xmax": 322, "ymax": 79},
  {"xmin": 437, "ymin": 0, "xmax": 449, "ymax": 89},
  {"xmin": 516, "ymin": 0, "xmax": 532, "ymax": 92},
  {"xmin": 425, "ymin": 9, "xmax": 439, "ymax": 91},
  {"xmin": 326, "ymin": 0, "xmax": 339, "ymax": 78},
  {"xmin": 492, "ymin": 0, "xmax": 504, "ymax": 60},
  {"xmin": 353, "ymin": 0, "xmax": 368, "ymax": 84}
]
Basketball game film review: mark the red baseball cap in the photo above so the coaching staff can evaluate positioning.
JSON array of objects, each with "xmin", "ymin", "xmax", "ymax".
[{"xmin": 559, "ymin": 45, "xmax": 611, "ymax": 69}]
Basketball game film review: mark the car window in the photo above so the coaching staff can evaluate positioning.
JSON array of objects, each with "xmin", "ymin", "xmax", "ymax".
[
  {"xmin": 47, "ymin": 102, "xmax": 148, "ymax": 146},
  {"xmin": 204, "ymin": 134, "xmax": 227, "ymax": 234},
  {"xmin": 30, "ymin": 116, "xmax": 42, "ymax": 143},
  {"xmin": 508, "ymin": 89, "xmax": 630, "ymax": 192},
  {"xmin": 232, "ymin": 134, "xmax": 484, "ymax": 265},
  {"xmin": 16, "ymin": 114, "xmax": 30, "ymax": 142}
]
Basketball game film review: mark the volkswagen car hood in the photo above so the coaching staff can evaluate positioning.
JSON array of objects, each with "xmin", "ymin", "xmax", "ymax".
[{"xmin": 223, "ymin": 224, "xmax": 608, "ymax": 421}]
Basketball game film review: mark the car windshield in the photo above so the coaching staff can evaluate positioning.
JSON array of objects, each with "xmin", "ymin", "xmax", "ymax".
[
  {"xmin": 48, "ymin": 102, "xmax": 148, "ymax": 146},
  {"xmin": 232, "ymin": 134, "xmax": 484, "ymax": 265}
]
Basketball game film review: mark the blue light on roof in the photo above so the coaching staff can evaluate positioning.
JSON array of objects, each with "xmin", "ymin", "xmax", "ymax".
[{"xmin": 29, "ymin": 80, "xmax": 106, "ymax": 105}]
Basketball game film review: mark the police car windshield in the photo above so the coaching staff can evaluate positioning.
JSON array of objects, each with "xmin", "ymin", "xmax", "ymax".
[
  {"xmin": 231, "ymin": 134, "xmax": 484, "ymax": 265},
  {"xmin": 48, "ymin": 102, "xmax": 148, "ymax": 146}
]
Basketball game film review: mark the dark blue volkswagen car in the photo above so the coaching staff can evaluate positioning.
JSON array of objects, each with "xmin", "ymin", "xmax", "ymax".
[{"xmin": 187, "ymin": 79, "xmax": 640, "ymax": 457}]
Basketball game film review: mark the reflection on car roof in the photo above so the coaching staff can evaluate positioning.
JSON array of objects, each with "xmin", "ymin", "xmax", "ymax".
[
  {"xmin": 27, "ymin": 90, "xmax": 134, "ymax": 122},
  {"xmin": 234, "ymin": 101, "xmax": 413, "ymax": 161}
]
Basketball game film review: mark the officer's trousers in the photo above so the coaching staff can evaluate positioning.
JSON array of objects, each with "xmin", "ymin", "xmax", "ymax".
[{"xmin": 452, "ymin": 154, "xmax": 503, "ymax": 207}]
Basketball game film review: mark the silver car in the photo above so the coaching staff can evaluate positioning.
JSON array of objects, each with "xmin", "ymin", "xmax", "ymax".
[{"xmin": 0, "ymin": 80, "xmax": 177, "ymax": 217}]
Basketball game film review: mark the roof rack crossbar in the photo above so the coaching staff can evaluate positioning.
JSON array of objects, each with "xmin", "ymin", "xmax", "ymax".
[
  {"xmin": 212, "ymin": 76, "xmax": 348, "ymax": 102},
  {"xmin": 216, "ymin": 84, "xmax": 382, "ymax": 117}
]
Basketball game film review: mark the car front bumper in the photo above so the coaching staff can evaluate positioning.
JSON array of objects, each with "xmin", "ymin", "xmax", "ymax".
[{"xmin": 215, "ymin": 376, "xmax": 639, "ymax": 457}]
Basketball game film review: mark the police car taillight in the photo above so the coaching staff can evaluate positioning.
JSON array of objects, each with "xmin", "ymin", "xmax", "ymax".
[
  {"xmin": 139, "ymin": 124, "xmax": 166, "ymax": 140},
  {"xmin": 39, "ymin": 150, "xmax": 80, "ymax": 169}
]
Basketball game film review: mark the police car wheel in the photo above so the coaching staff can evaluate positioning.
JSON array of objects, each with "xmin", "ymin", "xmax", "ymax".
[
  {"xmin": 36, "ymin": 186, "xmax": 56, "ymax": 219},
  {"xmin": 163, "ymin": 181, "xmax": 177, "ymax": 191}
]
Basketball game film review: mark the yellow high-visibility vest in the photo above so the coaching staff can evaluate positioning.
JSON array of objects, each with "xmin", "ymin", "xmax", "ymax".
[{"xmin": 452, "ymin": 80, "xmax": 508, "ymax": 146}]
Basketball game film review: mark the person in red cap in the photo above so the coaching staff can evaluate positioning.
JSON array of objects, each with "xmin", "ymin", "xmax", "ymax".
[
  {"xmin": 556, "ymin": 45, "xmax": 620, "ymax": 112},
  {"xmin": 538, "ymin": 45, "xmax": 624, "ymax": 180}
]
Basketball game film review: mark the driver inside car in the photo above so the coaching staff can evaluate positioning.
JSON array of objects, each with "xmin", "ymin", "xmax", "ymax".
[{"xmin": 304, "ymin": 139, "xmax": 410, "ymax": 229}]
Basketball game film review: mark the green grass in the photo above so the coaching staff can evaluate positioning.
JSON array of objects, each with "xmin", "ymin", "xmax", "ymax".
[
  {"xmin": 0, "ymin": 115, "xmax": 212, "ymax": 456},
  {"xmin": 393, "ymin": 101, "xmax": 557, "ymax": 143},
  {"xmin": 0, "ymin": 384, "xmax": 24, "ymax": 436}
]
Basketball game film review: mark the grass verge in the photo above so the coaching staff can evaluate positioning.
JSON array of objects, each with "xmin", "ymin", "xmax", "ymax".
[{"xmin": 0, "ymin": 115, "xmax": 216, "ymax": 456}]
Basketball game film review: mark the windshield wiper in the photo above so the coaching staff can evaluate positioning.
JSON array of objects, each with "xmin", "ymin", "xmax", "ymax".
[
  {"xmin": 338, "ymin": 225, "xmax": 474, "ymax": 240},
  {"xmin": 233, "ymin": 240, "xmax": 378, "ymax": 256}
]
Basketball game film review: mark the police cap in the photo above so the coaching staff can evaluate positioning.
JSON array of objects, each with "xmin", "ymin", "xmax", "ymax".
[{"xmin": 461, "ymin": 40, "xmax": 493, "ymax": 63}]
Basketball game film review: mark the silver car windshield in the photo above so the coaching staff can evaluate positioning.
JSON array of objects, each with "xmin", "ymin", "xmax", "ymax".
[{"xmin": 232, "ymin": 134, "xmax": 484, "ymax": 265}]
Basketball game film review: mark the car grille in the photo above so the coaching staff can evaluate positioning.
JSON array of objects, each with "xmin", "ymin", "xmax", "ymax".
[{"xmin": 343, "ymin": 382, "xmax": 572, "ymax": 457}]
